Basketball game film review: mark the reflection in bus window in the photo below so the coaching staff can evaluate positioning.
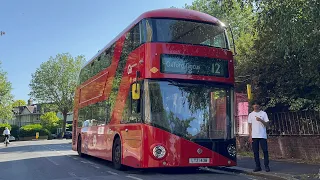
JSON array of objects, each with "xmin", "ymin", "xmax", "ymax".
[
  {"xmin": 147, "ymin": 80, "xmax": 231, "ymax": 140},
  {"xmin": 78, "ymin": 101, "xmax": 108, "ymax": 127},
  {"xmin": 146, "ymin": 18, "xmax": 228, "ymax": 49},
  {"xmin": 122, "ymin": 83, "xmax": 142, "ymax": 124}
]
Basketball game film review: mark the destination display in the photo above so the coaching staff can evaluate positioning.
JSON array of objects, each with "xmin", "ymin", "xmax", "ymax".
[{"xmin": 160, "ymin": 54, "xmax": 229, "ymax": 78}]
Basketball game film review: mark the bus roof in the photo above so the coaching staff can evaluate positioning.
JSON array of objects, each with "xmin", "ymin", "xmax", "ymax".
[{"xmin": 82, "ymin": 8, "xmax": 221, "ymax": 68}]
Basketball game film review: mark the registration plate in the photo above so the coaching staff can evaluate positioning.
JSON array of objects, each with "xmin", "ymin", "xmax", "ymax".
[{"xmin": 189, "ymin": 158, "xmax": 210, "ymax": 164}]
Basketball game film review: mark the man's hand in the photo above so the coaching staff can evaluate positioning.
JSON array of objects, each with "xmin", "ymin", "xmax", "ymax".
[
  {"xmin": 256, "ymin": 116, "xmax": 263, "ymax": 122},
  {"xmin": 255, "ymin": 116, "xmax": 269, "ymax": 127},
  {"xmin": 248, "ymin": 136, "xmax": 253, "ymax": 143}
]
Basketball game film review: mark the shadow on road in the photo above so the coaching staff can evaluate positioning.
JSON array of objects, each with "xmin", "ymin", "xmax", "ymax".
[
  {"xmin": 75, "ymin": 154, "xmax": 227, "ymax": 176},
  {"xmin": 0, "ymin": 141, "xmax": 237, "ymax": 178}
]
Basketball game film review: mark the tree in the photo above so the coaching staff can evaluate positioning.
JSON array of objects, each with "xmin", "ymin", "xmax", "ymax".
[
  {"xmin": 40, "ymin": 112, "xmax": 59, "ymax": 133},
  {"xmin": 29, "ymin": 53, "xmax": 85, "ymax": 135},
  {"xmin": 185, "ymin": 0, "xmax": 319, "ymax": 112},
  {"xmin": 0, "ymin": 61, "xmax": 13, "ymax": 121},
  {"xmin": 12, "ymin": 100, "xmax": 27, "ymax": 107},
  {"xmin": 39, "ymin": 103, "xmax": 59, "ymax": 114},
  {"xmin": 248, "ymin": 0, "xmax": 320, "ymax": 111},
  {"xmin": 185, "ymin": 0, "xmax": 257, "ymax": 77}
]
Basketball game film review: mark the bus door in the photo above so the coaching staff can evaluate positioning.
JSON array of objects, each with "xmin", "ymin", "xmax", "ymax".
[{"xmin": 120, "ymin": 82, "xmax": 143, "ymax": 168}]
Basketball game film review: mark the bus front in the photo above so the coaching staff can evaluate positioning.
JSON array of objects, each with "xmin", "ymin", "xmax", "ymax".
[{"xmin": 139, "ymin": 17, "xmax": 236, "ymax": 168}]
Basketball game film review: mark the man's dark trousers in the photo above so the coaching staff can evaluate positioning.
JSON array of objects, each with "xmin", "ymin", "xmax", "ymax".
[{"xmin": 252, "ymin": 138, "xmax": 269, "ymax": 168}]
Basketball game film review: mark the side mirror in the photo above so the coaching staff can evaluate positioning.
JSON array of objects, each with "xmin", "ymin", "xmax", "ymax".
[{"xmin": 132, "ymin": 83, "xmax": 140, "ymax": 100}]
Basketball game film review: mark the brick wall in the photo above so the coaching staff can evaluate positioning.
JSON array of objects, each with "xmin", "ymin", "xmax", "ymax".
[{"xmin": 236, "ymin": 135, "xmax": 320, "ymax": 162}]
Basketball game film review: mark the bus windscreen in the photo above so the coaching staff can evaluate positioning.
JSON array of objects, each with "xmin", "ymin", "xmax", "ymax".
[{"xmin": 148, "ymin": 18, "xmax": 228, "ymax": 49}]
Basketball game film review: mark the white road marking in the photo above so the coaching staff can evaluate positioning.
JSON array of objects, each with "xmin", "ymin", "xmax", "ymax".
[
  {"xmin": 44, "ymin": 146, "xmax": 56, "ymax": 151},
  {"xmin": 85, "ymin": 161, "xmax": 101, "ymax": 169},
  {"xmin": 45, "ymin": 157, "xmax": 59, "ymax": 165},
  {"xmin": 126, "ymin": 175, "xmax": 143, "ymax": 180},
  {"xmin": 68, "ymin": 172, "xmax": 77, "ymax": 177},
  {"xmin": 87, "ymin": 161, "xmax": 95, "ymax": 165},
  {"xmin": 81, "ymin": 160, "xmax": 89, "ymax": 164},
  {"xmin": 107, "ymin": 171, "xmax": 118, "ymax": 175},
  {"xmin": 248, "ymin": 178, "xmax": 257, "ymax": 180}
]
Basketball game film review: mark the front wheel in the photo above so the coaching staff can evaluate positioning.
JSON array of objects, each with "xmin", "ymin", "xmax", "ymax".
[{"xmin": 112, "ymin": 138, "xmax": 124, "ymax": 170}]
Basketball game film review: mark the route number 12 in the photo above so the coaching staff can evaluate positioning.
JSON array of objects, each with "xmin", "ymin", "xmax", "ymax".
[{"xmin": 211, "ymin": 63, "xmax": 221, "ymax": 74}]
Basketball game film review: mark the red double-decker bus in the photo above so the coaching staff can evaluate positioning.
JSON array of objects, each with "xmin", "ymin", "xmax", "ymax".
[{"xmin": 72, "ymin": 8, "xmax": 236, "ymax": 170}]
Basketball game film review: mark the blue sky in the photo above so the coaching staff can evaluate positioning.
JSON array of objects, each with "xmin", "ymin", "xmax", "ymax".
[{"xmin": 0, "ymin": 0, "xmax": 194, "ymax": 102}]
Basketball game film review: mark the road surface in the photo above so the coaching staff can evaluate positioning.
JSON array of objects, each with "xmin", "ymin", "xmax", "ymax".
[{"xmin": 0, "ymin": 140, "xmax": 263, "ymax": 180}]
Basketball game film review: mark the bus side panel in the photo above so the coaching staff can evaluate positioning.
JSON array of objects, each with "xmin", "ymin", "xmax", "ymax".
[
  {"xmin": 120, "ymin": 124, "xmax": 143, "ymax": 168},
  {"xmin": 109, "ymin": 45, "xmax": 144, "ymax": 167},
  {"xmin": 74, "ymin": 36, "xmax": 127, "ymax": 159},
  {"xmin": 87, "ymin": 125, "xmax": 109, "ymax": 160},
  {"xmin": 85, "ymin": 37, "xmax": 127, "ymax": 160}
]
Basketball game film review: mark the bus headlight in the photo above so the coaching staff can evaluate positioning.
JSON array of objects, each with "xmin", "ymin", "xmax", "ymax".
[
  {"xmin": 227, "ymin": 144, "xmax": 236, "ymax": 157},
  {"xmin": 152, "ymin": 145, "xmax": 166, "ymax": 159}
]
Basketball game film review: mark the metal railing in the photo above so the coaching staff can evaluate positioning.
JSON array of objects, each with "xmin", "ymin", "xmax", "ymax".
[
  {"xmin": 235, "ymin": 115, "xmax": 249, "ymax": 136},
  {"xmin": 268, "ymin": 111, "xmax": 320, "ymax": 135}
]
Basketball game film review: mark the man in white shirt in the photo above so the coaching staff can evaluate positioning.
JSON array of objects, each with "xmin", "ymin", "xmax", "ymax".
[
  {"xmin": 3, "ymin": 127, "xmax": 10, "ymax": 144},
  {"xmin": 248, "ymin": 101, "xmax": 270, "ymax": 172}
]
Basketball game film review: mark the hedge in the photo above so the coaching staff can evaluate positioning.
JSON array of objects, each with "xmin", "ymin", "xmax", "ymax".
[
  {"xmin": 66, "ymin": 124, "xmax": 72, "ymax": 131},
  {"xmin": 10, "ymin": 125, "xmax": 19, "ymax": 137},
  {"xmin": 19, "ymin": 124, "xmax": 50, "ymax": 138}
]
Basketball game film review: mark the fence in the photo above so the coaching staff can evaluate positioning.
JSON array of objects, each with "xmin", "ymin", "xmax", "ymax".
[
  {"xmin": 235, "ymin": 115, "xmax": 249, "ymax": 136},
  {"xmin": 268, "ymin": 111, "xmax": 320, "ymax": 135}
]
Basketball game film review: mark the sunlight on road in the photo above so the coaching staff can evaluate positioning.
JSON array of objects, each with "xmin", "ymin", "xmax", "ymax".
[{"xmin": 0, "ymin": 140, "xmax": 75, "ymax": 163}]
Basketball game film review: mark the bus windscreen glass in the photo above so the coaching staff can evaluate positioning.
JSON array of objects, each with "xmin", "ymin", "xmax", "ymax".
[
  {"xmin": 148, "ymin": 18, "xmax": 228, "ymax": 49},
  {"xmin": 146, "ymin": 80, "xmax": 232, "ymax": 140}
]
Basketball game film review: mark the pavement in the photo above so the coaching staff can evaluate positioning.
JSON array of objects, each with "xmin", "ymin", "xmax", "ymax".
[
  {"xmin": 213, "ymin": 156, "xmax": 320, "ymax": 180},
  {"xmin": 0, "ymin": 140, "xmax": 265, "ymax": 180}
]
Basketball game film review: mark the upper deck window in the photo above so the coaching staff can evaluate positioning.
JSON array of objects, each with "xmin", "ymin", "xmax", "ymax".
[{"xmin": 147, "ymin": 18, "xmax": 228, "ymax": 49}]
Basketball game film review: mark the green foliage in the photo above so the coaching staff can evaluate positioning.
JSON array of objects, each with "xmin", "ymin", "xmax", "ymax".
[
  {"xmin": 167, "ymin": 111, "xmax": 195, "ymax": 139},
  {"xmin": 40, "ymin": 112, "xmax": 60, "ymax": 133},
  {"xmin": 12, "ymin": 100, "xmax": 27, "ymax": 107},
  {"xmin": 39, "ymin": 103, "xmax": 59, "ymax": 114},
  {"xmin": 0, "ymin": 62, "xmax": 14, "ymax": 120},
  {"xmin": 29, "ymin": 53, "xmax": 85, "ymax": 134},
  {"xmin": 66, "ymin": 124, "xmax": 72, "ymax": 131},
  {"xmin": 247, "ymin": 0, "xmax": 320, "ymax": 111},
  {"xmin": 21, "ymin": 124, "xmax": 43, "ymax": 131},
  {"xmin": 19, "ymin": 124, "xmax": 50, "ymax": 137},
  {"xmin": 0, "ymin": 123, "xmax": 11, "ymax": 135},
  {"xmin": 185, "ymin": 0, "xmax": 257, "ymax": 66},
  {"xmin": 185, "ymin": 0, "xmax": 319, "ymax": 112}
]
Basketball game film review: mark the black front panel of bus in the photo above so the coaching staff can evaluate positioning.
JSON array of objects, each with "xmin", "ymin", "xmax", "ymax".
[{"xmin": 193, "ymin": 138, "xmax": 237, "ymax": 163}]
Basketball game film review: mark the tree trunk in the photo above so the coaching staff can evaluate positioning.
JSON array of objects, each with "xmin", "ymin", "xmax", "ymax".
[{"xmin": 62, "ymin": 112, "xmax": 67, "ymax": 138}]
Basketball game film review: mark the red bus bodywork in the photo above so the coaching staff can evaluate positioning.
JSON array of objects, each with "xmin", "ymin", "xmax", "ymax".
[{"xmin": 72, "ymin": 8, "xmax": 236, "ymax": 169}]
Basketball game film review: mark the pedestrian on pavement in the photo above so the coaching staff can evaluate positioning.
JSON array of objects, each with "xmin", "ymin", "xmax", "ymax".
[{"xmin": 248, "ymin": 101, "xmax": 270, "ymax": 172}]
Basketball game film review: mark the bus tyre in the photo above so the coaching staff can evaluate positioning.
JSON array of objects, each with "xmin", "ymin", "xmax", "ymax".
[
  {"xmin": 77, "ymin": 135, "xmax": 83, "ymax": 157},
  {"xmin": 112, "ymin": 137, "xmax": 124, "ymax": 170}
]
